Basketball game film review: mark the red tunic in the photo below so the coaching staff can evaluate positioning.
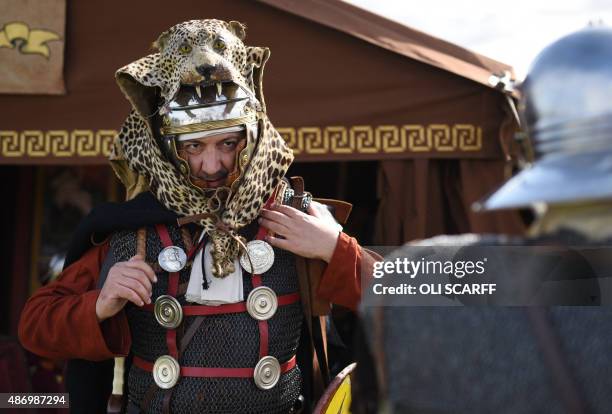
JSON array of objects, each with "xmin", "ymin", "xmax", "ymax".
[{"xmin": 18, "ymin": 232, "xmax": 368, "ymax": 361}]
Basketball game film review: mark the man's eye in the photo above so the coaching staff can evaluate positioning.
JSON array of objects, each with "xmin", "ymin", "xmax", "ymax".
[{"xmin": 180, "ymin": 143, "xmax": 201, "ymax": 154}]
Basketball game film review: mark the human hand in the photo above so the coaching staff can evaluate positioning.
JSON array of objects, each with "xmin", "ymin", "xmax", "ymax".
[
  {"xmin": 95, "ymin": 255, "xmax": 157, "ymax": 322},
  {"xmin": 258, "ymin": 203, "xmax": 340, "ymax": 263}
]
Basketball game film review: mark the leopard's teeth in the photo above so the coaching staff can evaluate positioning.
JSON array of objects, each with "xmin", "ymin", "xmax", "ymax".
[
  {"xmin": 195, "ymin": 84, "xmax": 202, "ymax": 99},
  {"xmin": 216, "ymin": 82, "xmax": 222, "ymax": 97}
]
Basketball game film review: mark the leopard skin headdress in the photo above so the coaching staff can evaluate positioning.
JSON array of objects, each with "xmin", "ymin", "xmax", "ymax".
[{"xmin": 110, "ymin": 19, "xmax": 293, "ymax": 277}]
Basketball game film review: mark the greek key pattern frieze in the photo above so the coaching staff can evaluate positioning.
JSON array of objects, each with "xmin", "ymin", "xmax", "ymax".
[
  {"xmin": 1, "ymin": 124, "xmax": 482, "ymax": 160},
  {"xmin": 1, "ymin": 129, "xmax": 116, "ymax": 158},
  {"xmin": 277, "ymin": 124, "xmax": 482, "ymax": 154}
]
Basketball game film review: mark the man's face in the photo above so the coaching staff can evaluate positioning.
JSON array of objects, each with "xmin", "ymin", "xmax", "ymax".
[{"xmin": 177, "ymin": 130, "xmax": 245, "ymax": 189}]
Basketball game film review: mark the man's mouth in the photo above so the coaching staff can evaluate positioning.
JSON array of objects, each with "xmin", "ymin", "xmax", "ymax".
[
  {"xmin": 191, "ymin": 171, "xmax": 228, "ymax": 189},
  {"xmin": 204, "ymin": 178, "xmax": 225, "ymax": 188}
]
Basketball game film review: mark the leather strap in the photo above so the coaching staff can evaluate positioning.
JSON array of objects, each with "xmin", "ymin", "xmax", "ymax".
[
  {"xmin": 154, "ymin": 224, "xmax": 182, "ymax": 414},
  {"xmin": 258, "ymin": 320, "xmax": 269, "ymax": 358},
  {"xmin": 252, "ymin": 231, "xmax": 267, "ymax": 359},
  {"xmin": 133, "ymin": 355, "xmax": 297, "ymax": 378},
  {"xmin": 185, "ymin": 293, "xmax": 298, "ymax": 315},
  {"xmin": 137, "ymin": 228, "xmax": 147, "ymax": 258},
  {"xmin": 166, "ymin": 328, "xmax": 178, "ymax": 361},
  {"xmin": 289, "ymin": 176, "xmax": 305, "ymax": 209},
  {"xmin": 248, "ymin": 190, "xmax": 278, "ymax": 361},
  {"xmin": 180, "ymin": 227, "xmax": 193, "ymax": 252},
  {"xmin": 155, "ymin": 225, "xmax": 173, "ymax": 260},
  {"xmin": 155, "ymin": 224, "xmax": 180, "ymax": 361},
  {"xmin": 312, "ymin": 316, "xmax": 330, "ymax": 386},
  {"xmin": 252, "ymin": 274, "xmax": 262, "ymax": 288},
  {"xmin": 186, "ymin": 234, "xmax": 205, "ymax": 261},
  {"xmin": 162, "ymin": 389, "xmax": 172, "ymax": 414},
  {"xmin": 177, "ymin": 282, "xmax": 188, "ymax": 297},
  {"xmin": 312, "ymin": 198, "xmax": 353, "ymax": 225},
  {"xmin": 141, "ymin": 292, "xmax": 300, "ymax": 315},
  {"xmin": 291, "ymin": 178, "xmax": 334, "ymax": 396},
  {"xmin": 155, "ymin": 225, "xmax": 180, "ymax": 297},
  {"xmin": 179, "ymin": 316, "xmax": 205, "ymax": 354},
  {"xmin": 140, "ymin": 382, "xmax": 158, "ymax": 413},
  {"xmin": 289, "ymin": 176, "xmax": 304, "ymax": 196}
]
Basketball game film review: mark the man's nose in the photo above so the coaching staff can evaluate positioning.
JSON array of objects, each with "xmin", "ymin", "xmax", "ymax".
[{"xmin": 197, "ymin": 148, "xmax": 222, "ymax": 176}]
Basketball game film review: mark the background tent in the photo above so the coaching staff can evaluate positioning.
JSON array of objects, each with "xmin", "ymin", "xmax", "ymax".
[{"xmin": 0, "ymin": 0, "xmax": 524, "ymax": 377}]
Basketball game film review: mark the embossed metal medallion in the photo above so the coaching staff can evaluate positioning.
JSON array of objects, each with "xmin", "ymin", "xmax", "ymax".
[
  {"xmin": 158, "ymin": 246, "xmax": 187, "ymax": 273},
  {"xmin": 240, "ymin": 240, "xmax": 274, "ymax": 274}
]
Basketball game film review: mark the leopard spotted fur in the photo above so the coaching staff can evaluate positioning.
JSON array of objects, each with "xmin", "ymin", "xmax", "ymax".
[{"xmin": 112, "ymin": 20, "xmax": 293, "ymax": 277}]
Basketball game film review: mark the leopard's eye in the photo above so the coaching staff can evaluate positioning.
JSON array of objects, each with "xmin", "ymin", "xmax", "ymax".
[
  {"xmin": 179, "ymin": 43, "xmax": 192, "ymax": 54},
  {"xmin": 213, "ymin": 39, "xmax": 226, "ymax": 51}
]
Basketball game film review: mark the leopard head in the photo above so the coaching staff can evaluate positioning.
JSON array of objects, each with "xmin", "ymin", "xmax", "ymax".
[{"xmin": 115, "ymin": 19, "xmax": 270, "ymax": 120}]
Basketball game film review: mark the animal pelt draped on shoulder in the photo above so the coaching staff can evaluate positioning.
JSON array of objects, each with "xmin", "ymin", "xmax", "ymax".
[{"xmin": 110, "ymin": 19, "xmax": 293, "ymax": 277}]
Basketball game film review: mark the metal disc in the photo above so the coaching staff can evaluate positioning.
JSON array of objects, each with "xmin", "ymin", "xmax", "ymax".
[
  {"xmin": 240, "ymin": 240, "xmax": 274, "ymax": 274},
  {"xmin": 153, "ymin": 355, "xmax": 180, "ymax": 389},
  {"xmin": 158, "ymin": 246, "xmax": 187, "ymax": 273},
  {"xmin": 246, "ymin": 286, "xmax": 278, "ymax": 321},
  {"xmin": 253, "ymin": 356, "xmax": 281, "ymax": 390},
  {"xmin": 154, "ymin": 295, "xmax": 183, "ymax": 329}
]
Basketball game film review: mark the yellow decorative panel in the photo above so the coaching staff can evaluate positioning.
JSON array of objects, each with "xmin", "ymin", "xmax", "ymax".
[
  {"xmin": 97, "ymin": 130, "xmax": 118, "ymax": 157},
  {"xmin": 327, "ymin": 126, "xmax": 352, "ymax": 154},
  {"xmin": 405, "ymin": 125, "xmax": 430, "ymax": 152},
  {"xmin": 24, "ymin": 130, "xmax": 48, "ymax": 156},
  {"xmin": 301, "ymin": 127, "xmax": 327, "ymax": 154},
  {"xmin": 352, "ymin": 126, "xmax": 378, "ymax": 153},
  {"xmin": 1, "ymin": 130, "xmax": 23, "ymax": 156},
  {"xmin": 378, "ymin": 125, "xmax": 404, "ymax": 153},
  {"xmin": 0, "ymin": 124, "xmax": 487, "ymax": 161},
  {"xmin": 454, "ymin": 124, "xmax": 482, "ymax": 151},
  {"xmin": 48, "ymin": 130, "xmax": 72, "ymax": 156},
  {"xmin": 73, "ymin": 130, "xmax": 98, "ymax": 156},
  {"xmin": 429, "ymin": 124, "xmax": 455, "ymax": 151}
]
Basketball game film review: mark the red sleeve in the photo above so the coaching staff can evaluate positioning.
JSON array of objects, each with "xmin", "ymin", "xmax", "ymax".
[
  {"xmin": 316, "ymin": 232, "xmax": 377, "ymax": 311},
  {"xmin": 18, "ymin": 242, "xmax": 131, "ymax": 361}
]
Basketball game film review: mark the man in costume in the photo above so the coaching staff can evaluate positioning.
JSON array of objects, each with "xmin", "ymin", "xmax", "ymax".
[
  {"xmin": 19, "ymin": 19, "xmax": 371, "ymax": 413},
  {"xmin": 358, "ymin": 27, "xmax": 612, "ymax": 414}
]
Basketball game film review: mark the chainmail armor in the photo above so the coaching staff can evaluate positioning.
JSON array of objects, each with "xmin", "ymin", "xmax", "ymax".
[{"xmin": 110, "ymin": 221, "xmax": 302, "ymax": 413}]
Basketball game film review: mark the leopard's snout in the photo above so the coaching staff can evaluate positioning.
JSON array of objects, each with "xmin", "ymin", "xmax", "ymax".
[{"xmin": 196, "ymin": 64, "xmax": 215, "ymax": 80}]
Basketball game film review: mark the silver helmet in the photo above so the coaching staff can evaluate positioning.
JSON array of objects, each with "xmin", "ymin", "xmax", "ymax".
[
  {"xmin": 155, "ymin": 81, "xmax": 259, "ymax": 192},
  {"xmin": 479, "ymin": 27, "xmax": 612, "ymax": 210}
]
